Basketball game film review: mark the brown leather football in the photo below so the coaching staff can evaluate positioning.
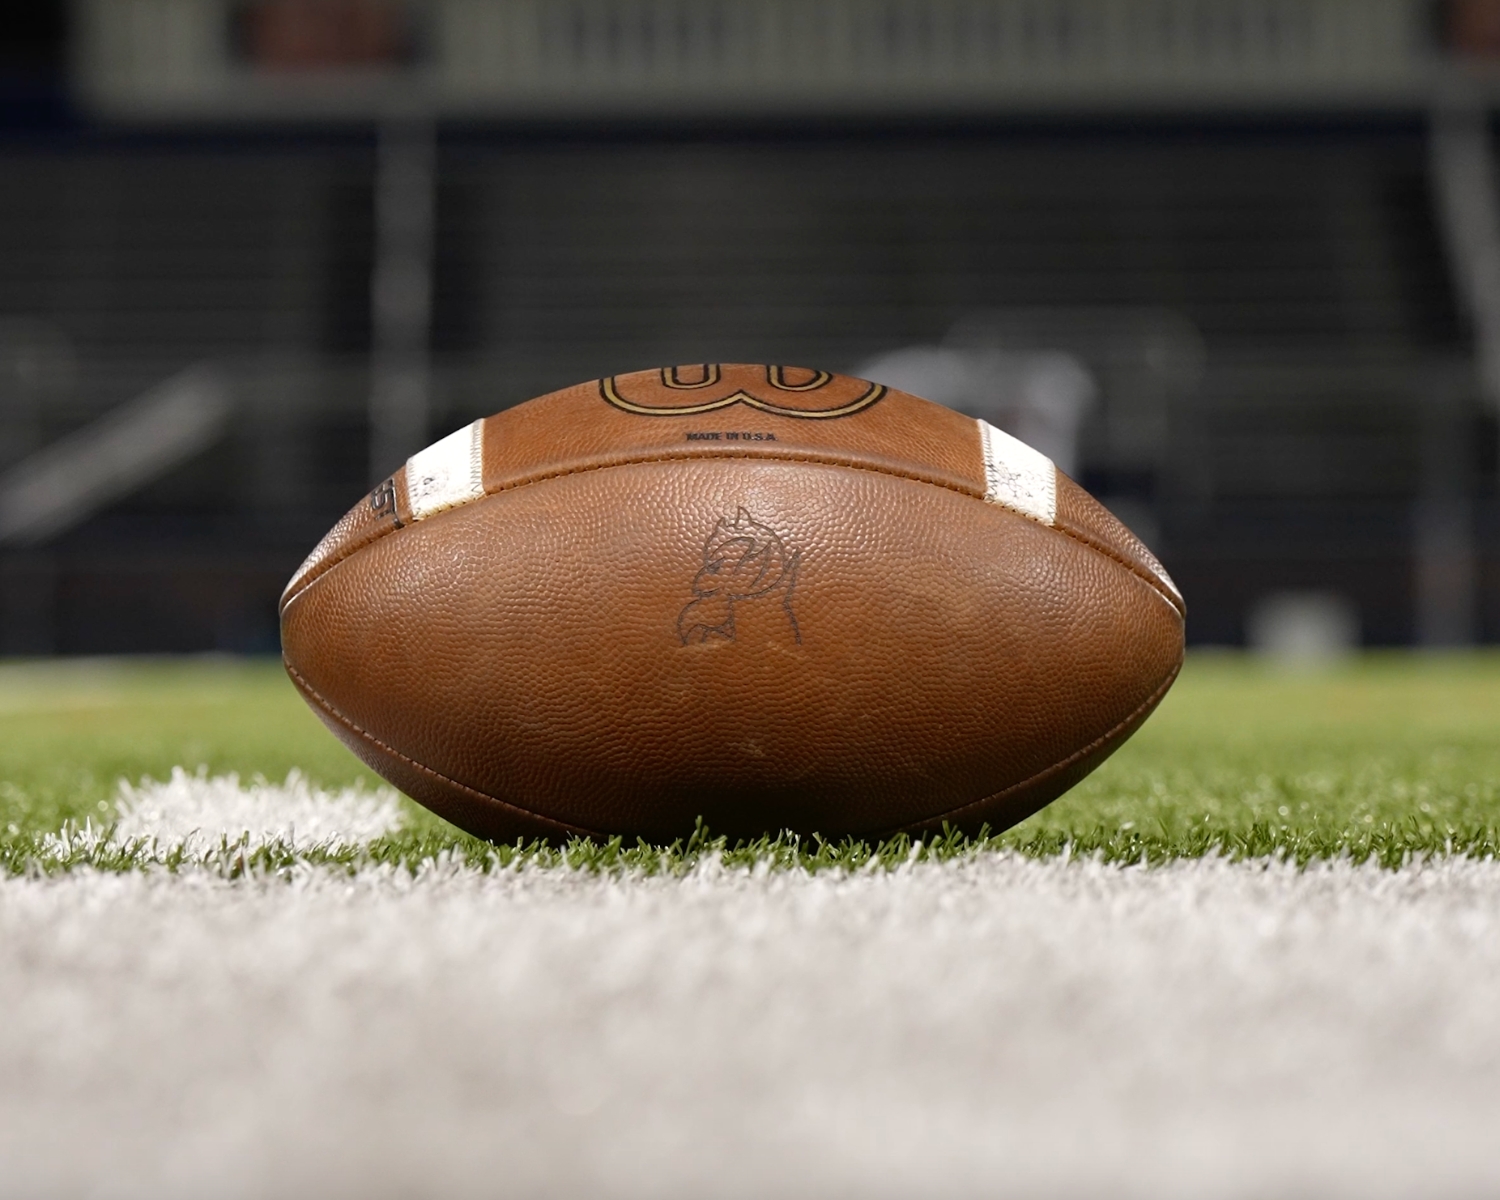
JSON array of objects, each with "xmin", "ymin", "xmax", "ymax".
[{"xmin": 281, "ymin": 364, "xmax": 1184, "ymax": 844}]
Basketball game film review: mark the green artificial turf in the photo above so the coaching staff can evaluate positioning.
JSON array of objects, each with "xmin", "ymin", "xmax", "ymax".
[
  {"xmin": 0, "ymin": 657, "xmax": 384, "ymax": 832},
  {"xmin": 2, "ymin": 651, "xmax": 1499, "ymax": 871},
  {"xmin": 1019, "ymin": 651, "xmax": 1500, "ymax": 865}
]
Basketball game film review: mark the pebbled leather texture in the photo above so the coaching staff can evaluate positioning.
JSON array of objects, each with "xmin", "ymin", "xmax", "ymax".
[{"xmin": 281, "ymin": 365, "xmax": 1184, "ymax": 842}]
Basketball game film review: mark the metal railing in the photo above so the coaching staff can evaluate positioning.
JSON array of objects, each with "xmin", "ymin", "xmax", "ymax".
[{"xmin": 77, "ymin": 0, "xmax": 1440, "ymax": 119}]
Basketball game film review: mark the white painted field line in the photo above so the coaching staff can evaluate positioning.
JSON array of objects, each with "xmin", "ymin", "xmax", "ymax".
[
  {"xmin": 31, "ymin": 769, "xmax": 404, "ymax": 865},
  {"xmin": 109, "ymin": 767, "xmax": 404, "ymax": 854},
  {"xmin": 2, "ymin": 854, "xmax": 1499, "ymax": 1199}
]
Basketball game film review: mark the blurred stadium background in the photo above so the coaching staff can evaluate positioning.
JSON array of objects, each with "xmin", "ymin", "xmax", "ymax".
[{"xmin": 4, "ymin": 0, "xmax": 1500, "ymax": 657}]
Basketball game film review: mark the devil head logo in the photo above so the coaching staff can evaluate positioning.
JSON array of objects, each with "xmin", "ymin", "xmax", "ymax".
[{"xmin": 677, "ymin": 508, "xmax": 802, "ymax": 645}]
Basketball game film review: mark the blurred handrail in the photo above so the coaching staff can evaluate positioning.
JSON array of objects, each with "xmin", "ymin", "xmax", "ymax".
[
  {"xmin": 76, "ymin": 0, "xmax": 1440, "ymax": 120},
  {"xmin": 0, "ymin": 366, "xmax": 233, "ymax": 547},
  {"xmin": 1430, "ymin": 104, "xmax": 1500, "ymax": 409}
]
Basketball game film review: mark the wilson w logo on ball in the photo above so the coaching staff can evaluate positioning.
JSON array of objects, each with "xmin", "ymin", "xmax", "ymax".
[
  {"xmin": 677, "ymin": 508, "xmax": 802, "ymax": 646},
  {"xmin": 601, "ymin": 363, "xmax": 885, "ymax": 419}
]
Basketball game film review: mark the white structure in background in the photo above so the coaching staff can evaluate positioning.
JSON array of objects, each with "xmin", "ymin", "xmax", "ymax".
[
  {"xmin": 1246, "ymin": 591, "xmax": 1360, "ymax": 666},
  {"xmin": 855, "ymin": 345, "xmax": 1095, "ymax": 477},
  {"xmin": 368, "ymin": 115, "xmax": 437, "ymax": 484},
  {"xmin": 1431, "ymin": 104, "xmax": 1500, "ymax": 405},
  {"xmin": 856, "ymin": 307, "xmax": 1202, "ymax": 555},
  {"xmin": 73, "ymin": 0, "xmax": 1441, "ymax": 121},
  {"xmin": 0, "ymin": 366, "xmax": 232, "ymax": 546},
  {"xmin": 1422, "ymin": 101, "xmax": 1500, "ymax": 647}
]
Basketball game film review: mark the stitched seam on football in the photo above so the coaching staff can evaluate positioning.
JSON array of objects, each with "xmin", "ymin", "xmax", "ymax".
[
  {"xmin": 1054, "ymin": 517, "xmax": 1184, "ymax": 618},
  {"xmin": 896, "ymin": 658, "xmax": 1183, "ymax": 837},
  {"xmin": 283, "ymin": 659, "xmax": 608, "ymax": 841},
  {"xmin": 281, "ymin": 450, "xmax": 1176, "ymax": 612},
  {"xmin": 279, "ymin": 447, "xmax": 978, "ymax": 608}
]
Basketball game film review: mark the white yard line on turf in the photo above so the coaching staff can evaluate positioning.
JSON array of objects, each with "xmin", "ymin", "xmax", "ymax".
[
  {"xmin": 105, "ymin": 767, "xmax": 404, "ymax": 855},
  {"xmin": 2, "ymin": 842, "xmax": 1499, "ymax": 1198}
]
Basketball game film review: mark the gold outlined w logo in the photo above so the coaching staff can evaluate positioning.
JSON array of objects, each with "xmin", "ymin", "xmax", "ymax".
[{"xmin": 602, "ymin": 364, "xmax": 884, "ymax": 420}]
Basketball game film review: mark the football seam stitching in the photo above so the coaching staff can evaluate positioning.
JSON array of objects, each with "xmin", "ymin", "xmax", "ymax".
[
  {"xmin": 895, "ymin": 658, "xmax": 1184, "ymax": 837},
  {"xmin": 283, "ymin": 659, "xmax": 608, "ymax": 841},
  {"xmin": 282, "ymin": 449, "xmax": 1179, "ymax": 613},
  {"xmin": 281, "ymin": 448, "xmax": 979, "ymax": 605},
  {"xmin": 1049, "ymin": 519, "xmax": 1183, "ymax": 616}
]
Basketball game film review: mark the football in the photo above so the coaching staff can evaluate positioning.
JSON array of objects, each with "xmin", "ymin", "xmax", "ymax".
[{"xmin": 280, "ymin": 364, "xmax": 1184, "ymax": 843}]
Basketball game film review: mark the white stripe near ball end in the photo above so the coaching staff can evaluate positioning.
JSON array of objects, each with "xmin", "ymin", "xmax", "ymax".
[
  {"xmin": 977, "ymin": 419, "xmax": 1056, "ymax": 525},
  {"xmin": 405, "ymin": 420, "xmax": 486, "ymax": 521}
]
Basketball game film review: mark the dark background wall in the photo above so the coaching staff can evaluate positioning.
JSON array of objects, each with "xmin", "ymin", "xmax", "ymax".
[{"xmin": 0, "ymin": 2, "xmax": 1491, "ymax": 653}]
